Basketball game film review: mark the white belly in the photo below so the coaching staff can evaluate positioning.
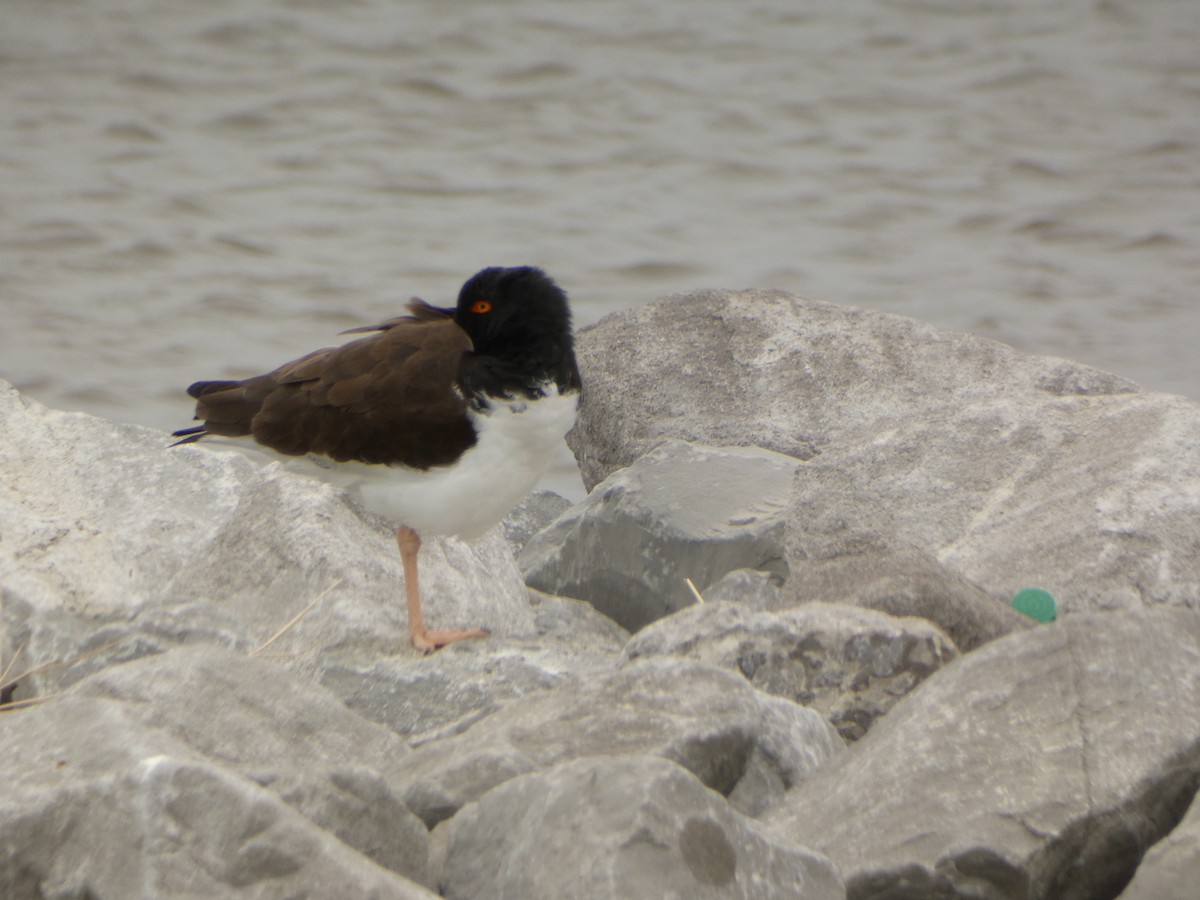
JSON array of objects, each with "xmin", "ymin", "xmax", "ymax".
[{"xmin": 282, "ymin": 387, "xmax": 579, "ymax": 539}]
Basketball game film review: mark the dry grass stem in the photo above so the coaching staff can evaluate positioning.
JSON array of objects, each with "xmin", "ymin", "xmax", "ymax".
[
  {"xmin": 1, "ymin": 638, "xmax": 125, "ymax": 696},
  {"xmin": 251, "ymin": 578, "xmax": 342, "ymax": 658},
  {"xmin": 685, "ymin": 578, "xmax": 706, "ymax": 605},
  {"xmin": 0, "ymin": 640, "xmax": 27, "ymax": 691},
  {"xmin": 0, "ymin": 695, "xmax": 59, "ymax": 714}
]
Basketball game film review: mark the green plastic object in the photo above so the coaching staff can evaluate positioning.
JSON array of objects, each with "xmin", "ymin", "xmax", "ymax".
[{"xmin": 1012, "ymin": 587, "xmax": 1057, "ymax": 623}]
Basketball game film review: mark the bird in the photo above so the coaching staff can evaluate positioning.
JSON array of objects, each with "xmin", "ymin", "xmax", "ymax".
[{"xmin": 172, "ymin": 266, "xmax": 581, "ymax": 652}]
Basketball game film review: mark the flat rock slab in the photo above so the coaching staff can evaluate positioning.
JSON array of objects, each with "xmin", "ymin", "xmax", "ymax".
[
  {"xmin": 393, "ymin": 657, "xmax": 844, "ymax": 828},
  {"xmin": 61, "ymin": 646, "xmax": 433, "ymax": 886},
  {"xmin": 765, "ymin": 606, "xmax": 1200, "ymax": 900},
  {"xmin": 521, "ymin": 440, "xmax": 798, "ymax": 632},
  {"xmin": 624, "ymin": 601, "xmax": 959, "ymax": 741},
  {"xmin": 317, "ymin": 611, "xmax": 627, "ymax": 742},
  {"xmin": 64, "ymin": 646, "xmax": 414, "ymax": 769},
  {"xmin": 0, "ymin": 380, "xmax": 536, "ymax": 700},
  {"xmin": 0, "ymin": 695, "xmax": 435, "ymax": 899},
  {"xmin": 568, "ymin": 290, "xmax": 1200, "ymax": 618},
  {"xmin": 442, "ymin": 756, "xmax": 845, "ymax": 900}
]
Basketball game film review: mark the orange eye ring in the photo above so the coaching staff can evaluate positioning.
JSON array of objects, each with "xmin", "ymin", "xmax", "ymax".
[{"xmin": 471, "ymin": 299, "xmax": 493, "ymax": 314}]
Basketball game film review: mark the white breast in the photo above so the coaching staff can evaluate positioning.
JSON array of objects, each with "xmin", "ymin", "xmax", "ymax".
[{"xmin": 282, "ymin": 386, "xmax": 580, "ymax": 539}]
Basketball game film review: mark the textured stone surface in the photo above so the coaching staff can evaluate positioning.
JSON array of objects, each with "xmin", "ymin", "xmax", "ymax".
[
  {"xmin": 501, "ymin": 489, "xmax": 572, "ymax": 554},
  {"xmin": 521, "ymin": 440, "xmax": 797, "ymax": 631},
  {"xmin": 780, "ymin": 503, "xmax": 1031, "ymax": 651},
  {"xmin": 766, "ymin": 607, "xmax": 1200, "ymax": 900},
  {"xmin": 568, "ymin": 291, "xmax": 1200, "ymax": 618},
  {"xmin": 316, "ymin": 590, "xmax": 627, "ymax": 741},
  {"xmin": 442, "ymin": 756, "xmax": 845, "ymax": 900},
  {"xmin": 66, "ymin": 647, "xmax": 413, "ymax": 769},
  {"xmin": 317, "ymin": 623, "xmax": 626, "ymax": 743},
  {"xmin": 703, "ymin": 567, "xmax": 783, "ymax": 609},
  {"xmin": 527, "ymin": 589, "xmax": 632, "ymax": 649},
  {"xmin": 0, "ymin": 696, "xmax": 435, "ymax": 899},
  {"xmin": 62, "ymin": 647, "xmax": 433, "ymax": 887},
  {"xmin": 0, "ymin": 379, "xmax": 536, "ymax": 704},
  {"xmin": 393, "ymin": 658, "xmax": 844, "ymax": 827},
  {"xmin": 252, "ymin": 767, "xmax": 431, "ymax": 886},
  {"xmin": 1120, "ymin": 790, "xmax": 1200, "ymax": 900},
  {"xmin": 624, "ymin": 601, "xmax": 959, "ymax": 741}
]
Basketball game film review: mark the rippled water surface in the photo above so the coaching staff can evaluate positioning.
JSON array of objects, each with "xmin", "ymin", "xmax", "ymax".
[{"xmin": 4, "ymin": 0, "xmax": 1198, "ymax": 496}]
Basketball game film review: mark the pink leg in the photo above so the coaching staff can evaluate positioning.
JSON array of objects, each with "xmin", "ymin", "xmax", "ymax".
[{"xmin": 397, "ymin": 526, "xmax": 489, "ymax": 652}]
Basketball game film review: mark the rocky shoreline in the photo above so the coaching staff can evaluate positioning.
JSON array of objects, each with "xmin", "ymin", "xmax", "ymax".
[{"xmin": 2, "ymin": 289, "xmax": 1198, "ymax": 898}]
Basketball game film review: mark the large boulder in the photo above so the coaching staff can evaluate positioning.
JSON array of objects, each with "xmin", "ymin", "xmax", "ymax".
[
  {"xmin": 0, "ymin": 692, "xmax": 436, "ymax": 898},
  {"xmin": 521, "ymin": 440, "xmax": 797, "ymax": 631},
  {"xmin": 765, "ymin": 606, "xmax": 1200, "ymax": 900},
  {"xmin": 568, "ymin": 290, "xmax": 1200, "ymax": 619},
  {"xmin": 392, "ymin": 657, "xmax": 844, "ymax": 827},
  {"xmin": 59, "ymin": 646, "xmax": 433, "ymax": 887},
  {"xmin": 0, "ymin": 379, "xmax": 537, "ymax": 702},
  {"xmin": 64, "ymin": 646, "xmax": 414, "ymax": 771},
  {"xmin": 624, "ymin": 601, "xmax": 959, "ymax": 741},
  {"xmin": 442, "ymin": 756, "xmax": 845, "ymax": 900}
]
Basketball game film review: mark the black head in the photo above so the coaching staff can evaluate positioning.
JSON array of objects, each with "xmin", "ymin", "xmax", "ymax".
[
  {"xmin": 453, "ymin": 266, "xmax": 579, "ymax": 396},
  {"xmin": 454, "ymin": 266, "xmax": 573, "ymax": 356}
]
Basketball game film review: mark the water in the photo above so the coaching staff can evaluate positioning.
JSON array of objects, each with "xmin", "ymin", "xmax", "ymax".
[{"xmin": 3, "ymin": 0, "xmax": 1198, "ymax": 498}]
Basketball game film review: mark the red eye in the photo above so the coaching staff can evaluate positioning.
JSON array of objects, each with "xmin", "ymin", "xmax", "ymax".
[{"xmin": 471, "ymin": 299, "xmax": 493, "ymax": 314}]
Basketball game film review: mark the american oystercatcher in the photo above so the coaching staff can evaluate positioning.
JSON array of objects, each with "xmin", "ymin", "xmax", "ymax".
[{"xmin": 172, "ymin": 266, "xmax": 581, "ymax": 651}]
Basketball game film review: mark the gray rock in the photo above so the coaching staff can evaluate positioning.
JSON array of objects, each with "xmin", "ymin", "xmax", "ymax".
[
  {"xmin": 0, "ymin": 379, "xmax": 536, "ymax": 702},
  {"xmin": 393, "ymin": 657, "xmax": 843, "ymax": 827},
  {"xmin": 501, "ymin": 489, "xmax": 572, "ymax": 554},
  {"xmin": 703, "ymin": 567, "xmax": 783, "ymax": 608},
  {"xmin": 781, "ymin": 490, "xmax": 1031, "ymax": 651},
  {"xmin": 62, "ymin": 646, "xmax": 434, "ymax": 887},
  {"xmin": 318, "ymin": 637, "xmax": 615, "ymax": 743},
  {"xmin": 528, "ymin": 588, "xmax": 632, "ymax": 649},
  {"xmin": 1120, "ymin": 790, "xmax": 1200, "ymax": 900},
  {"xmin": 248, "ymin": 767, "xmax": 431, "ymax": 888},
  {"xmin": 66, "ymin": 646, "xmax": 414, "ymax": 771},
  {"xmin": 765, "ymin": 607, "xmax": 1200, "ymax": 900},
  {"xmin": 568, "ymin": 291, "xmax": 1200, "ymax": 618},
  {"xmin": 442, "ymin": 756, "xmax": 846, "ymax": 900},
  {"xmin": 521, "ymin": 440, "xmax": 798, "ymax": 632},
  {"xmin": 316, "ymin": 591, "xmax": 627, "ymax": 741},
  {"xmin": 624, "ymin": 601, "xmax": 958, "ymax": 741},
  {"xmin": 0, "ymin": 696, "xmax": 435, "ymax": 899}
]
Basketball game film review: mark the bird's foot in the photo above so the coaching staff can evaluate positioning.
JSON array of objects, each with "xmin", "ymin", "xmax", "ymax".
[{"xmin": 410, "ymin": 626, "xmax": 490, "ymax": 654}]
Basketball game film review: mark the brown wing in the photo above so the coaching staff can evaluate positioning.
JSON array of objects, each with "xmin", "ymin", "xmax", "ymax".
[{"xmin": 184, "ymin": 307, "xmax": 476, "ymax": 469}]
